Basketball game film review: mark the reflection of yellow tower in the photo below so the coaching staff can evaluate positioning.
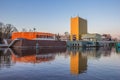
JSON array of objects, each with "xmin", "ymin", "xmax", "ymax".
[
  {"xmin": 70, "ymin": 51, "xmax": 87, "ymax": 75},
  {"xmin": 70, "ymin": 16, "xmax": 87, "ymax": 41}
]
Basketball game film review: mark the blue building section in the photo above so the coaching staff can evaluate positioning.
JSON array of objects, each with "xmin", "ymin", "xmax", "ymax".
[
  {"xmin": 116, "ymin": 43, "xmax": 120, "ymax": 48},
  {"xmin": 67, "ymin": 41, "xmax": 99, "ymax": 47}
]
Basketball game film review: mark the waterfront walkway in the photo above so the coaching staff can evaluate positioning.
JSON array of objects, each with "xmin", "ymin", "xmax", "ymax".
[
  {"xmin": 0, "ymin": 39, "xmax": 19, "ymax": 48},
  {"xmin": 0, "ymin": 44, "xmax": 8, "ymax": 48}
]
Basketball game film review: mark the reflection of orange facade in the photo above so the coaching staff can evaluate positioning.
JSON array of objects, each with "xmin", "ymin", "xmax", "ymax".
[
  {"xmin": 70, "ymin": 51, "xmax": 87, "ymax": 75},
  {"xmin": 11, "ymin": 48, "xmax": 66, "ymax": 63},
  {"xmin": 12, "ymin": 54, "xmax": 55, "ymax": 63},
  {"xmin": 12, "ymin": 32, "xmax": 55, "ymax": 40}
]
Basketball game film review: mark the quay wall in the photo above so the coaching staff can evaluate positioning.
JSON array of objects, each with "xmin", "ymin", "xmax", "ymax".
[{"xmin": 11, "ymin": 39, "xmax": 66, "ymax": 48}]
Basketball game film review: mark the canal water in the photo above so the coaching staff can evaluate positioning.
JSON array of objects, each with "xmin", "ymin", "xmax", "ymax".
[{"xmin": 0, "ymin": 47, "xmax": 120, "ymax": 80}]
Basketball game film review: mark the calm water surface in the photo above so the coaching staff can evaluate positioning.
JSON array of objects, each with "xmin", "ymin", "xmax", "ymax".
[{"xmin": 0, "ymin": 47, "xmax": 120, "ymax": 80}]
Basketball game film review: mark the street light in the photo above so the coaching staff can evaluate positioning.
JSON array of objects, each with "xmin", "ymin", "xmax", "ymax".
[
  {"xmin": 33, "ymin": 28, "xmax": 36, "ymax": 32},
  {"xmin": 34, "ymin": 28, "xmax": 39, "ymax": 49}
]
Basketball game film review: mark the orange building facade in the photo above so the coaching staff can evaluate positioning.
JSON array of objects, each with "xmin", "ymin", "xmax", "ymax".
[{"xmin": 12, "ymin": 32, "xmax": 55, "ymax": 40}]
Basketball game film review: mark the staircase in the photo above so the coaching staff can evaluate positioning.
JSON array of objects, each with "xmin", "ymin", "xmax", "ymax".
[{"xmin": 8, "ymin": 39, "xmax": 19, "ymax": 47}]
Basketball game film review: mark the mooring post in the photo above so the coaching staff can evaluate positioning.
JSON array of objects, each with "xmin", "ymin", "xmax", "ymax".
[{"xmin": 36, "ymin": 41, "xmax": 39, "ymax": 49}]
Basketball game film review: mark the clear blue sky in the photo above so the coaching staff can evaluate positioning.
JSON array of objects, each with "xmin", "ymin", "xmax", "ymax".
[{"xmin": 0, "ymin": 0, "xmax": 120, "ymax": 37}]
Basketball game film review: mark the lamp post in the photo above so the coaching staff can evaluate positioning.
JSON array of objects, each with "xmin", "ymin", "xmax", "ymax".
[
  {"xmin": 33, "ymin": 28, "xmax": 36, "ymax": 32},
  {"xmin": 34, "ymin": 28, "xmax": 39, "ymax": 49}
]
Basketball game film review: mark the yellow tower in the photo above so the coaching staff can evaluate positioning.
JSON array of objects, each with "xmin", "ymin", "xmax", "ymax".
[{"xmin": 70, "ymin": 16, "xmax": 87, "ymax": 41}]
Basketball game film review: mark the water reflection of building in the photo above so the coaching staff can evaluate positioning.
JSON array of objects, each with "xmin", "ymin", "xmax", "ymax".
[
  {"xmin": 70, "ymin": 50, "xmax": 87, "ymax": 75},
  {"xmin": 68, "ymin": 47, "xmax": 112, "ymax": 75},
  {"xmin": 12, "ymin": 54, "xmax": 55, "ymax": 63},
  {"xmin": 0, "ymin": 49, "xmax": 13, "ymax": 68},
  {"xmin": 116, "ymin": 47, "xmax": 120, "ymax": 53},
  {"xmin": 85, "ymin": 47, "xmax": 112, "ymax": 58},
  {"xmin": 11, "ymin": 48, "xmax": 66, "ymax": 63}
]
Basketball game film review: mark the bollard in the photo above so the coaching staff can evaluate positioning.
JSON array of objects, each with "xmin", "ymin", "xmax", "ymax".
[{"xmin": 36, "ymin": 43, "xmax": 39, "ymax": 49}]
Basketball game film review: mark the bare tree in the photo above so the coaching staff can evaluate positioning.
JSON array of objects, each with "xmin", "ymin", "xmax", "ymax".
[
  {"xmin": 2, "ymin": 24, "xmax": 18, "ymax": 39},
  {"xmin": 0, "ymin": 22, "xmax": 4, "ymax": 37},
  {"xmin": 0, "ymin": 22, "xmax": 18, "ymax": 40},
  {"xmin": 64, "ymin": 32, "xmax": 70, "ymax": 40},
  {"xmin": 0, "ymin": 22, "xmax": 4, "ymax": 43},
  {"xmin": 22, "ymin": 28, "xmax": 27, "ymax": 32},
  {"xmin": 55, "ymin": 33, "xmax": 61, "ymax": 41},
  {"xmin": 29, "ymin": 29, "xmax": 32, "ymax": 32}
]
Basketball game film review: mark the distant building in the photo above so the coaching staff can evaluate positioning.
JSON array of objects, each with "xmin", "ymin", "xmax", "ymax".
[
  {"xmin": 101, "ymin": 34, "xmax": 111, "ymax": 41},
  {"xmin": 59, "ymin": 32, "xmax": 70, "ymax": 41},
  {"xmin": 70, "ymin": 16, "xmax": 87, "ymax": 41},
  {"xmin": 59, "ymin": 35, "xmax": 70, "ymax": 41},
  {"xmin": 81, "ymin": 33, "xmax": 102, "ymax": 41}
]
